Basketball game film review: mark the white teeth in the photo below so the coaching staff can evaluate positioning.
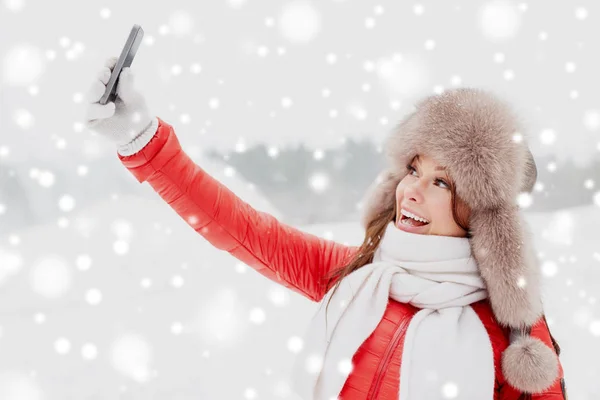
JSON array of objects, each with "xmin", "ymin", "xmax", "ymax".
[{"xmin": 401, "ymin": 209, "xmax": 429, "ymax": 223}]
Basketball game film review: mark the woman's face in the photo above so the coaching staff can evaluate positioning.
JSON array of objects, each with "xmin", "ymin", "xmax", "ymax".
[{"xmin": 394, "ymin": 154, "xmax": 469, "ymax": 237}]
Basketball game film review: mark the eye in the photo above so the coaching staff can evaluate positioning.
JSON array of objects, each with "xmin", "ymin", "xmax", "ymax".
[
  {"xmin": 407, "ymin": 164, "xmax": 449, "ymax": 189},
  {"xmin": 435, "ymin": 179, "xmax": 449, "ymax": 189}
]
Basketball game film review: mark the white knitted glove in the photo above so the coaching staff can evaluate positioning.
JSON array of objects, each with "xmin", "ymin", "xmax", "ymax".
[{"xmin": 85, "ymin": 56, "xmax": 157, "ymax": 154}]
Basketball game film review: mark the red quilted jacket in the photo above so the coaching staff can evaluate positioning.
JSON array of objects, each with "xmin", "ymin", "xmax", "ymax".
[{"xmin": 118, "ymin": 117, "xmax": 566, "ymax": 400}]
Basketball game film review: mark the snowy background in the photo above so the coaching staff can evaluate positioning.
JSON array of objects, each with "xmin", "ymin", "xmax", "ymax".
[{"xmin": 1, "ymin": 0, "xmax": 600, "ymax": 399}]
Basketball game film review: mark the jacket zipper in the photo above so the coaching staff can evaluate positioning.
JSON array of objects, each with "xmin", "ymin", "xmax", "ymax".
[{"xmin": 367, "ymin": 319, "xmax": 408, "ymax": 400}]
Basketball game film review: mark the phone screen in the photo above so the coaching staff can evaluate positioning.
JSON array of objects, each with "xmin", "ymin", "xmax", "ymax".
[{"xmin": 99, "ymin": 24, "xmax": 144, "ymax": 105}]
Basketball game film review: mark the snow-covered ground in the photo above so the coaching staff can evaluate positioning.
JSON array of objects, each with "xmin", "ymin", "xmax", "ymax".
[{"xmin": 0, "ymin": 195, "xmax": 598, "ymax": 399}]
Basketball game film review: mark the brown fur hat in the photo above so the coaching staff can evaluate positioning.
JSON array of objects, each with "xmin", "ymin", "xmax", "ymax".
[{"xmin": 361, "ymin": 87, "xmax": 559, "ymax": 393}]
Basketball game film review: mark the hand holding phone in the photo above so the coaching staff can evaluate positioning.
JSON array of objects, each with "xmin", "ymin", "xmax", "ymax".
[
  {"xmin": 85, "ymin": 24, "xmax": 155, "ymax": 148},
  {"xmin": 99, "ymin": 24, "xmax": 144, "ymax": 105}
]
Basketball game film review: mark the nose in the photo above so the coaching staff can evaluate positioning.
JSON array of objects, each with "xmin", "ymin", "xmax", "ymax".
[{"xmin": 404, "ymin": 180, "xmax": 425, "ymax": 203}]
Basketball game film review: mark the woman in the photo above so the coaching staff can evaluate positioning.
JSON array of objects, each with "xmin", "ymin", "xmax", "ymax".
[{"xmin": 86, "ymin": 56, "xmax": 567, "ymax": 399}]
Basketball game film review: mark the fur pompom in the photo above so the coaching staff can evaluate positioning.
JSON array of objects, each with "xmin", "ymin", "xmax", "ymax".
[{"xmin": 501, "ymin": 335, "xmax": 559, "ymax": 393}]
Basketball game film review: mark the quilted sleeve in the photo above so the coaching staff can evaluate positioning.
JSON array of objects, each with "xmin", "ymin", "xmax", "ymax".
[{"xmin": 117, "ymin": 117, "xmax": 358, "ymax": 302}]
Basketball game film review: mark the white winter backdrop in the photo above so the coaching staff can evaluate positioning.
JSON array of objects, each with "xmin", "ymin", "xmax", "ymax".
[{"xmin": 1, "ymin": 0, "xmax": 600, "ymax": 399}]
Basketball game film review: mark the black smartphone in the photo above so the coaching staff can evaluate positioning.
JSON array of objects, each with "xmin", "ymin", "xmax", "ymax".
[{"xmin": 99, "ymin": 24, "xmax": 144, "ymax": 105}]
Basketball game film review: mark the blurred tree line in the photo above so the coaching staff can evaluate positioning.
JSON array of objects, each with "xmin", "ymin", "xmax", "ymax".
[
  {"xmin": 1, "ymin": 140, "xmax": 599, "ymax": 236},
  {"xmin": 207, "ymin": 141, "xmax": 600, "ymax": 225}
]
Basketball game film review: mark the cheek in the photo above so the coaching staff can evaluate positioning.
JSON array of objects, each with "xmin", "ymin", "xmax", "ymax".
[
  {"xmin": 396, "ymin": 178, "xmax": 408, "ymax": 194},
  {"xmin": 395, "ymin": 182, "xmax": 406, "ymax": 202},
  {"xmin": 430, "ymin": 196, "xmax": 455, "ymax": 224}
]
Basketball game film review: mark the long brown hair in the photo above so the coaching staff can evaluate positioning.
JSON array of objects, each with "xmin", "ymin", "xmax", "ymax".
[{"xmin": 321, "ymin": 161, "xmax": 566, "ymax": 398}]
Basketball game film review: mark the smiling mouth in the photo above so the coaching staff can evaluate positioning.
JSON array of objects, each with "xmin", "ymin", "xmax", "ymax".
[{"xmin": 399, "ymin": 214, "xmax": 430, "ymax": 227}]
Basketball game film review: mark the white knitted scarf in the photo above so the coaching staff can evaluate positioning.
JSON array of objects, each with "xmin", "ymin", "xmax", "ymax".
[{"xmin": 291, "ymin": 221, "xmax": 495, "ymax": 400}]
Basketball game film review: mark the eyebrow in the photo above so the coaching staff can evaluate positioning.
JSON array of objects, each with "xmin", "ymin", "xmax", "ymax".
[{"xmin": 414, "ymin": 156, "xmax": 447, "ymax": 171}]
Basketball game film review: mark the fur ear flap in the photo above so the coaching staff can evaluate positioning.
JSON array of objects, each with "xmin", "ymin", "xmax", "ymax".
[
  {"xmin": 469, "ymin": 205, "xmax": 559, "ymax": 393},
  {"xmin": 468, "ymin": 205, "xmax": 543, "ymax": 327}
]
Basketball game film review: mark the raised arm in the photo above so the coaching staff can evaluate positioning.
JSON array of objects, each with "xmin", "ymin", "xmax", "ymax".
[{"xmin": 117, "ymin": 117, "xmax": 357, "ymax": 302}]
